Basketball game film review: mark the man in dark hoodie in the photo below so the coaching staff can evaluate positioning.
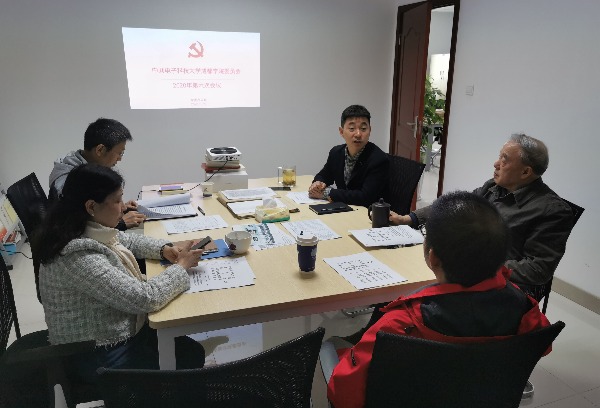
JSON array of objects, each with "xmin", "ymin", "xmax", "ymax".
[{"xmin": 50, "ymin": 118, "xmax": 146, "ymax": 229}]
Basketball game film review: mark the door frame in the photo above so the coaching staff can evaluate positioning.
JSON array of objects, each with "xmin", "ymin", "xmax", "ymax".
[{"xmin": 389, "ymin": 0, "xmax": 460, "ymax": 199}]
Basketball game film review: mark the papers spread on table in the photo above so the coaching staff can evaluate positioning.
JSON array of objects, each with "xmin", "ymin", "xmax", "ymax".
[
  {"xmin": 162, "ymin": 215, "xmax": 228, "ymax": 234},
  {"xmin": 227, "ymin": 198, "xmax": 287, "ymax": 218},
  {"xmin": 286, "ymin": 191, "xmax": 327, "ymax": 205},
  {"xmin": 232, "ymin": 223, "xmax": 295, "ymax": 251},
  {"xmin": 137, "ymin": 192, "xmax": 196, "ymax": 220},
  {"xmin": 324, "ymin": 252, "xmax": 408, "ymax": 290},
  {"xmin": 349, "ymin": 225, "xmax": 425, "ymax": 247},
  {"xmin": 220, "ymin": 187, "xmax": 276, "ymax": 202},
  {"xmin": 186, "ymin": 257, "xmax": 255, "ymax": 293},
  {"xmin": 281, "ymin": 219, "xmax": 341, "ymax": 241}
]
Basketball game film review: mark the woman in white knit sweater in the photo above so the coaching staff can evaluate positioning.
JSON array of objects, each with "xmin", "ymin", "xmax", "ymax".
[{"xmin": 35, "ymin": 163, "xmax": 205, "ymax": 383}]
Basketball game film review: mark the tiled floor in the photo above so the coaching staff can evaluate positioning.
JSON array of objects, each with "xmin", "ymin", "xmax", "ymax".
[{"xmin": 6, "ymin": 227, "xmax": 600, "ymax": 407}]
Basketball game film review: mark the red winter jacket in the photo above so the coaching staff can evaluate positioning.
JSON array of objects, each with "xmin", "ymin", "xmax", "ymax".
[{"xmin": 327, "ymin": 267, "xmax": 551, "ymax": 408}]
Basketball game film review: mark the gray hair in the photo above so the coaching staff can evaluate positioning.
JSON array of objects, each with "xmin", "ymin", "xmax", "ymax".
[{"xmin": 509, "ymin": 133, "xmax": 549, "ymax": 176}]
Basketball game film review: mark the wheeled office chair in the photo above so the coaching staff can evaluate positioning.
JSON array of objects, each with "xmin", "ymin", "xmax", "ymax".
[
  {"xmin": 97, "ymin": 327, "xmax": 325, "ymax": 408},
  {"xmin": 342, "ymin": 155, "xmax": 425, "ymax": 318},
  {"xmin": 386, "ymin": 154, "xmax": 426, "ymax": 216},
  {"xmin": 6, "ymin": 172, "xmax": 50, "ymax": 303},
  {"xmin": 0, "ymin": 254, "xmax": 96, "ymax": 408},
  {"xmin": 320, "ymin": 322, "xmax": 565, "ymax": 408},
  {"xmin": 518, "ymin": 198, "xmax": 584, "ymax": 314}
]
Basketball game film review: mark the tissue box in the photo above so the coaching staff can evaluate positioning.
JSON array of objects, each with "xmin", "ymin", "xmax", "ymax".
[{"xmin": 255, "ymin": 206, "xmax": 290, "ymax": 223}]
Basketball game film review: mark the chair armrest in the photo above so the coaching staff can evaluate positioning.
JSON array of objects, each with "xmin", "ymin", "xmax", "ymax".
[{"xmin": 319, "ymin": 340, "xmax": 338, "ymax": 385}]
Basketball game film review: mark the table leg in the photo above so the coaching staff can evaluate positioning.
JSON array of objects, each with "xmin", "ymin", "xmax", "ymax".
[{"xmin": 156, "ymin": 329, "xmax": 177, "ymax": 370}]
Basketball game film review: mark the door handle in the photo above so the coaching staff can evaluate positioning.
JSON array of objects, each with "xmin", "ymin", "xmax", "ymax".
[{"xmin": 407, "ymin": 116, "xmax": 419, "ymax": 138}]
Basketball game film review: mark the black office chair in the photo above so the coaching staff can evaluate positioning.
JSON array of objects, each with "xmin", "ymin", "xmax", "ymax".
[
  {"xmin": 321, "ymin": 322, "xmax": 564, "ymax": 408},
  {"xmin": 341, "ymin": 155, "xmax": 425, "ymax": 318},
  {"xmin": 386, "ymin": 154, "xmax": 426, "ymax": 215},
  {"xmin": 6, "ymin": 172, "xmax": 50, "ymax": 303},
  {"xmin": 97, "ymin": 326, "xmax": 325, "ymax": 408},
  {"xmin": 518, "ymin": 199, "xmax": 584, "ymax": 314},
  {"xmin": 0, "ymin": 254, "xmax": 96, "ymax": 408}
]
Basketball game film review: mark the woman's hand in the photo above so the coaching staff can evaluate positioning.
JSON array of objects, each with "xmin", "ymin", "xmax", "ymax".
[{"xmin": 175, "ymin": 241, "xmax": 204, "ymax": 270}]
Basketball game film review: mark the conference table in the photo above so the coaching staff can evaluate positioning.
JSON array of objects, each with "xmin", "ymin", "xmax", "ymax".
[{"xmin": 143, "ymin": 175, "xmax": 435, "ymax": 369}]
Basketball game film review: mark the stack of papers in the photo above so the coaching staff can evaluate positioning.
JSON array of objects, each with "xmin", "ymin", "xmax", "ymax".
[
  {"xmin": 162, "ymin": 215, "xmax": 228, "ymax": 234},
  {"xmin": 349, "ymin": 225, "xmax": 424, "ymax": 247},
  {"xmin": 220, "ymin": 187, "xmax": 276, "ymax": 202},
  {"xmin": 137, "ymin": 193, "xmax": 196, "ymax": 220}
]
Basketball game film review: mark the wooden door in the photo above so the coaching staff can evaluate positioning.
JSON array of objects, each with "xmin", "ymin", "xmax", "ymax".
[{"xmin": 389, "ymin": 1, "xmax": 431, "ymax": 160}]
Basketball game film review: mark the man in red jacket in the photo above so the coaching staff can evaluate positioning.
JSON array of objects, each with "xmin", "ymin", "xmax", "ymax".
[{"xmin": 327, "ymin": 191, "xmax": 551, "ymax": 408}]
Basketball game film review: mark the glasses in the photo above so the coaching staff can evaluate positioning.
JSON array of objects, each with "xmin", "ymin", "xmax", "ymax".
[{"xmin": 418, "ymin": 224, "xmax": 427, "ymax": 237}]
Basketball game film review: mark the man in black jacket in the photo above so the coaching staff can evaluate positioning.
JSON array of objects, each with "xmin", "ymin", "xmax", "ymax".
[{"xmin": 308, "ymin": 105, "xmax": 389, "ymax": 207}]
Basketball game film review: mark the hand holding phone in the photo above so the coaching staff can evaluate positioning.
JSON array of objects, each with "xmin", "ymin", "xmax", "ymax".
[{"xmin": 191, "ymin": 236, "xmax": 212, "ymax": 250}]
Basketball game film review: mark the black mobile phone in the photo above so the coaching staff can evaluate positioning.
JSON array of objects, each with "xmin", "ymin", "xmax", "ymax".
[
  {"xmin": 191, "ymin": 236, "xmax": 212, "ymax": 250},
  {"xmin": 270, "ymin": 186, "xmax": 291, "ymax": 191}
]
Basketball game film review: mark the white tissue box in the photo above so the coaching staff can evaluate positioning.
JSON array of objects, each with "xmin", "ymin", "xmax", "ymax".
[{"xmin": 255, "ymin": 206, "xmax": 290, "ymax": 223}]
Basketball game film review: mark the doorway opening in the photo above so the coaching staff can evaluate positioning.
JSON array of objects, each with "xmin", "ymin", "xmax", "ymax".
[{"xmin": 388, "ymin": 0, "xmax": 460, "ymax": 210}]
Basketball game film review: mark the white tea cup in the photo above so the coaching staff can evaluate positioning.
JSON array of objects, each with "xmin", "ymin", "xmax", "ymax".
[{"xmin": 225, "ymin": 231, "xmax": 252, "ymax": 254}]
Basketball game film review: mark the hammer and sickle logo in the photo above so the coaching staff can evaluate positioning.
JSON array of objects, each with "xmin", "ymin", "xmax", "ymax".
[{"xmin": 188, "ymin": 41, "xmax": 204, "ymax": 58}]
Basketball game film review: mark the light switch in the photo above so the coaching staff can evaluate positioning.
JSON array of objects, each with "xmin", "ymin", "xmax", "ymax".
[{"xmin": 466, "ymin": 85, "xmax": 474, "ymax": 96}]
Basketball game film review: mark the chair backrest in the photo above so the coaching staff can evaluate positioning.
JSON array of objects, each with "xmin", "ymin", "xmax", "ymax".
[
  {"xmin": 562, "ymin": 198, "xmax": 584, "ymax": 226},
  {"xmin": 97, "ymin": 326, "xmax": 325, "ymax": 408},
  {"xmin": 6, "ymin": 173, "xmax": 49, "ymax": 303},
  {"xmin": 6, "ymin": 173, "xmax": 49, "ymax": 239},
  {"xmin": 538, "ymin": 199, "xmax": 585, "ymax": 313},
  {"xmin": 364, "ymin": 321, "xmax": 565, "ymax": 408},
  {"xmin": 0, "ymin": 254, "xmax": 21, "ymax": 356},
  {"xmin": 386, "ymin": 154, "xmax": 426, "ymax": 215}
]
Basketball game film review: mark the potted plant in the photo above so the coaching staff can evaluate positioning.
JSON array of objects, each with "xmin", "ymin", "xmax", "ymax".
[{"xmin": 421, "ymin": 75, "xmax": 445, "ymax": 164}]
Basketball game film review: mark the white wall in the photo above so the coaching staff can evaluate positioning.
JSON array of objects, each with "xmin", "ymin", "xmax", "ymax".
[
  {"xmin": 445, "ymin": 0, "xmax": 599, "ymax": 297},
  {"xmin": 0, "ymin": 0, "xmax": 409, "ymax": 200}
]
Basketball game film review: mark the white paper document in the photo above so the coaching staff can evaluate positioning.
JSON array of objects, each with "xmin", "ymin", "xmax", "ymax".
[
  {"xmin": 221, "ymin": 187, "xmax": 276, "ymax": 201},
  {"xmin": 138, "ymin": 192, "xmax": 191, "ymax": 208},
  {"xmin": 232, "ymin": 223, "xmax": 295, "ymax": 250},
  {"xmin": 281, "ymin": 219, "xmax": 341, "ymax": 241},
  {"xmin": 186, "ymin": 257, "xmax": 256, "ymax": 293},
  {"xmin": 324, "ymin": 252, "xmax": 408, "ymax": 290},
  {"xmin": 138, "ymin": 203, "xmax": 197, "ymax": 220},
  {"xmin": 227, "ymin": 198, "xmax": 286, "ymax": 217},
  {"xmin": 286, "ymin": 191, "xmax": 327, "ymax": 205},
  {"xmin": 349, "ymin": 225, "xmax": 424, "ymax": 247},
  {"xmin": 162, "ymin": 215, "xmax": 228, "ymax": 234},
  {"xmin": 137, "ymin": 192, "xmax": 196, "ymax": 220}
]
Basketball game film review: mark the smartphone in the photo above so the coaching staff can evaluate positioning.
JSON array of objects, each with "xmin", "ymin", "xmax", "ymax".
[
  {"xmin": 191, "ymin": 236, "xmax": 212, "ymax": 250},
  {"xmin": 270, "ymin": 186, "xmax": 291, "ymax": 191}
]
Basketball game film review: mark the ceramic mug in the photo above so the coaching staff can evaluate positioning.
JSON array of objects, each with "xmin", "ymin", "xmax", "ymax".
[{"xmin": 225, "ymin": 231, "xmax": 252, "ymax": 254}]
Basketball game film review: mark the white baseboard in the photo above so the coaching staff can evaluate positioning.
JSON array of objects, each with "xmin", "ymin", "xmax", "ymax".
[{"xmin": 553, "ymin": 277, "xmax": 600, "ymax": 315}]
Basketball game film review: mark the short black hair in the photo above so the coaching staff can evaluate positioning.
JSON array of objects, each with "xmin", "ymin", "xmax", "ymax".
[
  {"xmin": 424, "ymin": 191, "xmax": 509, "ymax": 287},
  {"xmin": 83, "ymin": 118, "xmax": 133, "ymax": 151},
  {"xmin": 341, "ymin": 105, "xmax": 371, "ymax": 127}
]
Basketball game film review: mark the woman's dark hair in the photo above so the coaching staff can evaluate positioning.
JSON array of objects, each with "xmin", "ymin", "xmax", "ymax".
[
  {"xmin": 35, "ymin": 164, "xmax": 123, "ymax": 264},
  {"xmin": 424, "ymin": 191, "xmax": 509, "ymax": 287}
]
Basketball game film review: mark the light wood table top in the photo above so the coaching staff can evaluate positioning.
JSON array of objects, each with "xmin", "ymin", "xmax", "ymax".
[{"xmin": 143, "ymin": 176, "xmax": 435, "ymax": 368}]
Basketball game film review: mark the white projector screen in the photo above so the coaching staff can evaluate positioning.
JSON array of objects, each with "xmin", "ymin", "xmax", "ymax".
[{"xmin": 122, "ymin": 27, "xmax": 260, "ymax": 109}]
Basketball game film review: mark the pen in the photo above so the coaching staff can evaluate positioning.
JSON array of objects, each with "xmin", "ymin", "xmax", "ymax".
[{"xmin": 197, "ymin": 206, "xmax": 206, "ymax": 215}]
